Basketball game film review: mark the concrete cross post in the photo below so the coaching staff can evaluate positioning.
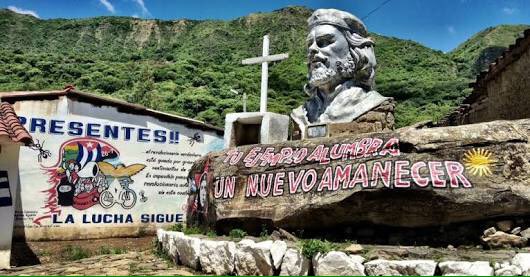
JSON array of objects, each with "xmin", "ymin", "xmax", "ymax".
[{"xmin": 242, "ymin": 34, "xmax": 289, "ymax": 113}]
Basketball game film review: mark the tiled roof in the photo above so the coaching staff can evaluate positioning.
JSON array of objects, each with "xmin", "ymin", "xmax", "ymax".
[{"xmin": 0, "ymin": 102, "xmax": 32, "ymax": 144}]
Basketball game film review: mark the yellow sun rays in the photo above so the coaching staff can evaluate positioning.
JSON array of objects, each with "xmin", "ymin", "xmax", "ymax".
[{"xmin": 463, "ymin": 148, "xmax": 495, "ymax": 177}]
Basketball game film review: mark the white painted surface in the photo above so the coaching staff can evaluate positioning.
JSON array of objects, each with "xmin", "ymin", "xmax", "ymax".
[
  {"xmin": 0, "ymin": 144, "xmax": 20, "ymax": 269},
  {"xmin": 12, "ymin": 97, "xmax": 223, "ymax": 240}
]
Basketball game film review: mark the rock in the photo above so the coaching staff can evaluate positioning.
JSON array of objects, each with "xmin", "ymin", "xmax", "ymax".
[
  {"xmin": 438, "ymin": 261, "xmax": 494, "ymax": 276},
  {"xmin": 496, "ymin": 220, "xmax": 514, "ymax": 232},
  {"xmin": 495, "ymin": 264, "xmax": 522, "ymax": 276},
  {"xmin": 234, "ymin": 239, "xmax": 273, "ymax": 276},
  {"xmin": 188, "ymin": 119, "xmax": 530, "ymax": 230},
  {"xmin": 511, "ymin": 227, "xmax": 522, "ymax": 235},
  {"xmin": 481, "ymin": 231, "xmax": 528, "ymax": 248},
  {"xmin": 512, "ymin": 253, "xmax": 530, "ymax": 275},
  {"xmin": 313, "ymin": 251, "xmax": 365, "ymax": 276},
  {"xmin": 521, "ymin": 228, "xmax": 530, "ymax": 240},
  {"xmin": 279, "ymin": 248, "xmax": 310, "ymax": 276},
  {"xmin": 364, "ymin": 259, "xmax": 437, "ymax": 276},
  {"xmin": 198, "ymin": 239, "xmax": 235, "ymax": 275},
  {"xmin": 270, "ymin": 240, "xmax": 287, "ymax": 270},
  {"xmin": 344, "ymin": 244, "xmax": 364, "ymax": 254},
  {"xmin": 156, "ymin": 229, "xmax": 165, "ymax": 243},
  {"xmin": 447, "ymin": 245, "xmax": 456, "ymax": 251},
  {"xmin": 174, "ymin": 234, "xmax": 201, "ymax": 270},
  {"xmin": 483, "ymin": 227, "xmax": 497, "ymax": 237},
  {"xmin": 167, "ymin": 232, "xmax": 185, "ymax": 262},
  {"xmin": 272, "ymin": 228, "xmax": 299, "ymax": 242}
]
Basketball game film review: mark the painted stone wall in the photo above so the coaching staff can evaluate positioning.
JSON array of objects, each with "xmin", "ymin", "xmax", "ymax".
[
  {"xmin": 11, "ymin": 97, "xmax": 223, "ymax": 241},
  {"xmin": 187, "ymin": 119, "xmax": 530, "ymax": 231},
  {"xmin": 0, "ymin": 144, "xmax": 20, "ymax": 269}
]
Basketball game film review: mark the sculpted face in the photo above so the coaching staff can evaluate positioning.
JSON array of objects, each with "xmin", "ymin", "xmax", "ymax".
[{"xmin": 307, "ymin": 24, "xmax": 351, "ymax": 92}]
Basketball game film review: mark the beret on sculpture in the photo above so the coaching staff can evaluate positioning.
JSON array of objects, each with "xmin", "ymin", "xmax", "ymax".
[{"xmin": 308, "ymin": 9, "xmax": 368, "ymax": 37}]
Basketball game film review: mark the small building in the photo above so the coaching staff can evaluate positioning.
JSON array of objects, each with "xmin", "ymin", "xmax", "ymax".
[
  {"xmin": 0, "ymin": 88, "xmax": 223, "ymax": 241},
  {"xmin": 0, "ymin": 102, "xmax": 32, "ymax": 269},
  {"xmin": 440, "ymin": 29, "xmax": 530, "ymax": 126}
]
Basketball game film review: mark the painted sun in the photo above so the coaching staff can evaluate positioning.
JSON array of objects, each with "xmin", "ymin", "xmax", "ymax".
[{"xmin": 463, "ymin": 148, "xmax": 495, "ymax": 177}]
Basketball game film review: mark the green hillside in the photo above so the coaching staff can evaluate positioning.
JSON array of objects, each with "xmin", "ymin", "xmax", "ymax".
[
  {"xmin": 450, "ymin": 24, "xmax": 529, "ymax": 78},
  {"xmin": 0, "ymin": 7, "xmax": 525, "ymax": 128}
]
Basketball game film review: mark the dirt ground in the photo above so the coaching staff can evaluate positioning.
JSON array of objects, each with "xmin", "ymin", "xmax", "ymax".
[{"xmin": 10, "ymin": 236, "xmax": 154, "ymax": 266}]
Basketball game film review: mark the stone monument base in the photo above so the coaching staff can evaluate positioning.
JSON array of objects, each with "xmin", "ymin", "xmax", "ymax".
[
  {"xmin": 292, "ymin": 100, "xmax": 395, "ymax": 139},
  {"xmin": 224, "ymin": 112, "xmax": 289, "ymax": 148}
]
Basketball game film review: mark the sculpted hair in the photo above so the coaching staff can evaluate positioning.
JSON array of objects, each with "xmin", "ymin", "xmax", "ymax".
[{"xmin": 341, "ymin": 30, "xmax": 377, "ymax": 91}]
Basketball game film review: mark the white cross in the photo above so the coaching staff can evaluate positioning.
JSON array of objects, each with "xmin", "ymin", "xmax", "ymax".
[{"xmin": 242, "ymin": 34, "xmax": 289, "ymax": 113}]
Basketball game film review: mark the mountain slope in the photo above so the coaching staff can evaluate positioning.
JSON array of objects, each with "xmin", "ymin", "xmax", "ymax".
[
  {"xmin": 0, "ymin": 7, "xmax": 511, "ymax": 128},
  {"xmin": 450, "ymin": 24, "xmax": 530, "ymax": 78}
]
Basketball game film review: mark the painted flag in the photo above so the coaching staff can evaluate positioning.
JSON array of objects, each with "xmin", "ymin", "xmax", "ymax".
[
  {"xmin": 0, "ymin": 171, "xmax": 12, "ymax": 207},
  {"xmin": 76, "ymin": 142, "xmax": 103, "ymax": 168}
]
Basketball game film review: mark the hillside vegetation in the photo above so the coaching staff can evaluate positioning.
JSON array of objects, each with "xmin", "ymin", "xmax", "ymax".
[{"xmin": 0, "ymin": 7, "xmax": 527, "ymax": 127}]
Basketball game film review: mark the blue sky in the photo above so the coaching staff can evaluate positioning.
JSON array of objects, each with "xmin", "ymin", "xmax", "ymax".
[{"xmin": 1, "ymin": 0, "xmax": 529, "ymax": 52}]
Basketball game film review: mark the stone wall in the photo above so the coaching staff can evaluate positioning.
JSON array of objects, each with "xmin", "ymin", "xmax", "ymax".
[
  {"xmin": 440, "ymin": 31, "xmax": 530, "ymax": 126},
  {"xmin": 157, "ymin": 229, "xmax": 530, "ymax": 276}
]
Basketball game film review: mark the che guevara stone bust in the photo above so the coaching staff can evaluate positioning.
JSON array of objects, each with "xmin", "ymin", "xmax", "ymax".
[{"xmin": 291, "ymin": 9, "xmax": 394, "ymax": 136}]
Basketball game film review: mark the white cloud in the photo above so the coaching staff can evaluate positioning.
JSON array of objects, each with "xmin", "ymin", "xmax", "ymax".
[
  {"xmin": 447, "ymin": 25, "xmax": 456, "ymax": 34},
  {"xmin": 132, "ymin": 13, "xmax": 139, "ymax": 18},
  {"xmin": 7, "ymin": 6, "xmax": 39, "ymax": 18},
  {"xmin": 502, "ymin": 7, "xmax": 517, "ymax": 15},
  {"xmin": 99, "ymin": 0, "xmax": 115, "ymax": 13},
  {"xmin": 133, "ymin": 0, "xmax": 150, "ymax": 16}
]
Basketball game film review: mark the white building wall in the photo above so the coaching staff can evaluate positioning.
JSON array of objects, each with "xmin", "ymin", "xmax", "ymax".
[
  {"xmin": 11, "ymin": 96, "xmax": 223, "ymax": 240},
  {"xmin": 0, "ymin": 144, "xmax": 20, "ymax": 269}
]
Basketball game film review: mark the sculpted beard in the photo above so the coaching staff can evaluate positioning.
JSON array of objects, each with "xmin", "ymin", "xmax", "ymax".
[{"xmin": 308, "ymin": 57, "xmax": 356, "ymax": 88}]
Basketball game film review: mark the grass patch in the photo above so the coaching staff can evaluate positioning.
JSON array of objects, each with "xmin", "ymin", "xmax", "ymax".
[
  {"xmin": 151, "ymin": 237, "xmax": 174, "ymax": 267},
  {"xmin": 128, "ymin": 262, "xmax": 147, "ymax": 274},
  {"xmin": 60, "ymin": 245, "xmax": 90, "ymax": 261},
  {"xmin": 299, "ymin": 239, "xmax": 338, "ymax": 259},
  {"xmin": 206, "ymin": 230, "xmax": 217, "ymax": 238},
  {"xmin": 97, "ymin": 246, "xmax": 127, "ymax": 255}
]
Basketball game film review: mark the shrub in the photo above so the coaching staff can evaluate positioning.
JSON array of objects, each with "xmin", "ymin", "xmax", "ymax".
[
  {"xmin": 300, "ymin": 239, "xmax": 336, "ymax": 259},
  {"xmin": 167, "ymin": 223, "xmax": 184, "ymax": 232},
  {"xmin": 229, "ymin": 229, "xmax": 247, "ymax": 239},
  {"xmin": 183, "ymin": 226, "xmax": 203, "ymax": 235}
]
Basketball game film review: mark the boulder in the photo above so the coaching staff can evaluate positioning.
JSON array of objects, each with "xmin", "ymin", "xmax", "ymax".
[
  {"xmin": 234, "ymin": 239, "xmax": 274, "ymax": 276},
  {"xmin": 344, "ymin": 243, "xmax": 364, "ymax": 254},
  {"xmin": 483, "ymin": 227, "xmax": 497, "ymax": 237},
  {"xmin": 279, "ymin": 248, "xmax": 310, "ymax": 276},
  {"xmin": 270, "ymin": 240, "xmax": 287, "ymax": 270},
  {"xmin": 167, "ymin": 232, "xmax": 185, "ymax": 262},
  {"xmin": 496, "ymin": 220, "xmax": 514, "ymax": 232},
  {"xmin": 511, "ymin": 227, "xmax": 522, "ymax": 235},
  {"xmin": 521, "ymin": 228, "xmax": 530, "ymax": 240},
  {"xmin": 313, "ymin": 251, "xmax": 365, "ymax": 276},
  {"xmin": 512, "ymin": 253, "xmax": 530, "ymax": 275},
  {"xmin": 494, "ymin": 264, "xmax": 522, "ymax": 276},
  {"xmin": 364, "ymin": 259, "xmax": 436, "ymax": 276},
  {"xmin": 481, "ymin": 231, "xmax": 528, "ymax": 248},
  {"xmin": 187, "ymin": 119, "xmax": 530, "ymax": 231},
  {"xmin": 174, "ymin": 234, "xmax": 201, "ymax": 270},
  {"xmin": 438, "ymin": 261, "xmax": 494, "ymax": 276},
  {"xmin": 198, "ymin": 239, "xmax": 236, "ymax": 275}
]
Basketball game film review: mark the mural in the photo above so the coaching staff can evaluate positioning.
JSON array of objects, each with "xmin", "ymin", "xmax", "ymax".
[
  {"xmin": 34, "ymin": 137, "xmax": 146, "ymax": 225},
  {"xmin": 186, "ymin": 159, "xmax": 210, "ymax": 225}
]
